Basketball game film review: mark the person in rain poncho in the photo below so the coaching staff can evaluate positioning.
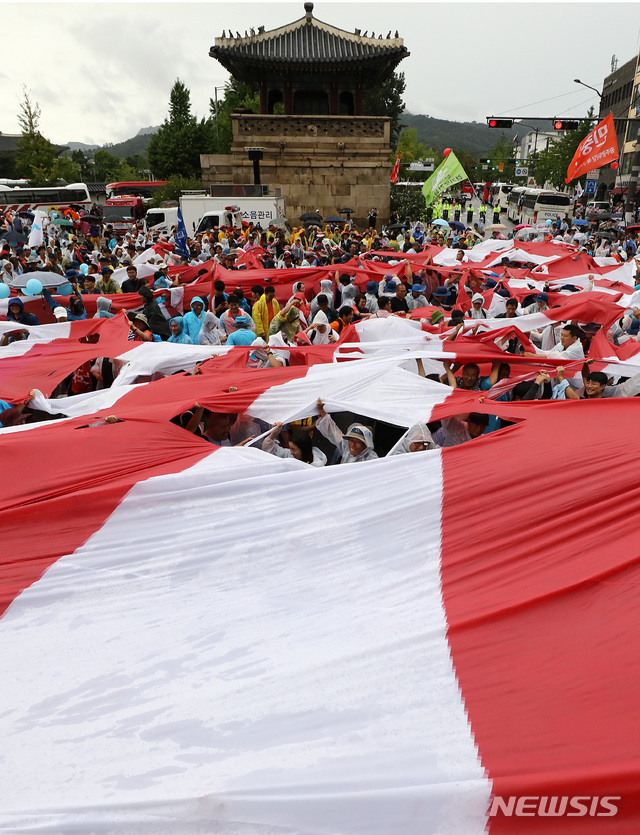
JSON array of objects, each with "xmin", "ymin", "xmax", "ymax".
[
  {"xmin": 93, "ymin": 297, "xmax": 115, "ymax": 319},
  {"xmin": 268, "ymin": 298, "xmax": 302, "ymax": 341},
  {"xmin": 182, "ymin": 296, "xmax": 207, "ymax": 343},
  {"xmin": 315, "ymin": 398, "xmax": 378, "ymax": 464},
  {"xmin": 198, "ymin": 311, "xmax": 222, "ymax": 345},
  {"xmin": 306, "ymin": 310, "xmax": 338, "ymax": 345},
  {"xmin": 388, "ymin": 422, "xmax": 440, "ymax": 455},
  {"xmin": 466, "ymin": 293, "xmax": 487, "ymax": 319},
  {"xmin": 262, "ymin": 422, "xmax": 327, "ymax": 467},
  {"xmin": 167, "ymin": 316, "xmax": 194, "ymax": 344},
  {"xmin": 310, "ymin": 279, "xmax": 335, "ymax": 319}
]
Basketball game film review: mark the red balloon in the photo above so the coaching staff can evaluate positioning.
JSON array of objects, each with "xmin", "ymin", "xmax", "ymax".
[
  {"xmin": 611, "ymin": 161, "xmax": 619, "ymax": 170},
  {"xmin": 443, "ymin": 148, "xmax": 452, "ymax": 157}
]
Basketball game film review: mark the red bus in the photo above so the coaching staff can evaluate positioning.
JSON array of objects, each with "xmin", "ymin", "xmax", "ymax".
[{"xmin": 106, "ymin": 181, "xmax": 167, "ymax": 200}]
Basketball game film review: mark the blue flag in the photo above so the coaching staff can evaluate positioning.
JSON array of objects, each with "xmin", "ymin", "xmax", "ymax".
[{"xmin": 175, "ymin": 209, "xmax": 190, "ymax": 259}]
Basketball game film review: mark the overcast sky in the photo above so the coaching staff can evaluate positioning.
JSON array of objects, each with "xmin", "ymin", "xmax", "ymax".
[{"xmin": 2, "ymin": 1, "xmax": 639, "ymax": 147}]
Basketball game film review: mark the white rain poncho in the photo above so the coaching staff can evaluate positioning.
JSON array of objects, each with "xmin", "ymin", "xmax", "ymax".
[{"xmin": 388, "ymin": 422, "xmax": 439, "ymax": 455}]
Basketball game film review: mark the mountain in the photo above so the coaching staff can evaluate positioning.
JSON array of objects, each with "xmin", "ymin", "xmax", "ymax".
[
  {"xmin": 99, "ymin": 128, "xmax": 159, "ymax": 159},
  {"xmin": 399, "ymin": 113, "xmax": 498, "ymax": 155},
  {"xmin": 65, "ymin": 141, "xmax": 100, "ymax": 152},
  {"xmin": 400, "ymin": 114, "xmax": 559, "ymax": 156}
]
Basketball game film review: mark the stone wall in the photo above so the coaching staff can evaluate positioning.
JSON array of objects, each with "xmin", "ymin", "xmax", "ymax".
[{"xmin": 200, "ymin": 114, "xmax": 392, "ymax": 227}]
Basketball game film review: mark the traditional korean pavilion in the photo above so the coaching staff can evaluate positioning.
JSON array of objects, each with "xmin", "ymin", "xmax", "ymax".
[
  {"xmin": 210, "ymin": 3, "xmax": 409, "ymax": 117},
  {"xmin": 203, "ymin": 4, "xmax": 409, "ymax": 225}
]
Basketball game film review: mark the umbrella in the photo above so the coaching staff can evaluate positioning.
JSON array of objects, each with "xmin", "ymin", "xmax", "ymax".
[
  {"xmin": 0, "ymin": 230, "xmax": 28, "ymax": 245},
  {"xmin": 594, "ymin": 231, "xmax": 615, "ymax": 240},
  {"xmin": 18, "ymin": 211, "xmax": 34, "ymax": 219},
  {"xmin": 385, "ymin": 222, "xmax": 409, "ymax": 232},
  {"xmin": 513, "ymin": 223, "xmax": 534, "ymax": 231},
  {"xmin": 625, "ymin": 224, "xmax": 640, "ymax": 233},
  {"xmin": 588, "ymin": 212, "xmax": 612, "ymax": 220},
  {"xmin": 572, "ymin": 219, "xmax": 589, "ymax": 226},
  {"xmin": 448, "ymin": 220, "xmax": 465, "ymax": 232},
  {"xmin": 431, "ymin": 219, "xmax": 450, "ymax": 228},
  {"xmin": 338, "ymin": 207, "xmax": 355, "ymax": 215},
  {"xmin": 9, "ymin": 271, "xmax": 71, "ymax": 290},
  {"xmin": 270, "ymin": 216, "xmax": 288, "ymax": 227},
  {"xmin": 50, "ymin": 218, "xmax": 74, "ymax": 227},
  {"xmin": 612, "ymin": 212, "xmax": 623, "ymax": 219},
  {"xmin": 324, "ymin": 216, "xmax": 345, "ymax": 224},
  {"xmin": 485, "ymin": 223, "xmax": 507, "ymax": 231},
  {"xmin": 300, "ymin": 212, "xmax": 323, "ymax": 223},
  {"xmin": 80, "ymin": 215, "xmax": 101, "ymax": 224}
]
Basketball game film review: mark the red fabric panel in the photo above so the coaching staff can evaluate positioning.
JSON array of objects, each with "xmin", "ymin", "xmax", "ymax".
[
  {"xmin": 0, "ymin": 418, "xmax": 213, "ymax": 618},
  {"xmin": 440, "ymin": 399, "xmax": 640, "ymax": 832},
  {"xmin": 0, "ymin": 315, "xmax": 130, "ymax": 401}
]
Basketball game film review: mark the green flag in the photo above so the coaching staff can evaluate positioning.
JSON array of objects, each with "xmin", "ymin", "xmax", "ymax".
[{"xmin": 421, "ymin": 152, "xmax": 468, "ymax": 207}]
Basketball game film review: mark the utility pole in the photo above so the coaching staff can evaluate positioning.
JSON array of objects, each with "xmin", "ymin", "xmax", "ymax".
[{"xmin": 623, "ymin": 54, "xmax": 640, "ymax": 223}]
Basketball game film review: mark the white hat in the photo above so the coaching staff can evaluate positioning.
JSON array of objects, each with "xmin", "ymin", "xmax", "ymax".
[{"xmin": 53, "ymin": 306, "xmax": 68, "ymax": 320}]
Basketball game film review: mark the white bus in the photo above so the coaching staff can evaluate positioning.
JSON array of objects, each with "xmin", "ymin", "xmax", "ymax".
[
  {"xmin": 519, "ymin": 189, "xmax": 573, "ymax": 226},
  {"xmin": 507, "ymin": 186, "xmax": 527, "ymax": 223},
  {"xmin": 489, "ymin": 182, "xmax": 514, "ymax": 211},
  {"xmin": 0, "ymin": 182, "xmax": 91, "ymax": 213}
]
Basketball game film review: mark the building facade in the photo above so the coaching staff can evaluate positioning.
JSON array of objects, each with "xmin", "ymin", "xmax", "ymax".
[
  {"xmin": 596, "ymin": 56, "xmax": 637, "ymax": 200},
  {"xmin": 203, "ymin": 3, "xmax": 408, "ymax": 226}
]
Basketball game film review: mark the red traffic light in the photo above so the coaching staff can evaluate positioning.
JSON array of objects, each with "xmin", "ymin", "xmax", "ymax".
[
  {"xmin": 553, "ymin": 119, "xmax": 580, "ymax": 130},
  {"xmin": 487, "ymin": 118, "xmax": 514, "ymax": 129}
]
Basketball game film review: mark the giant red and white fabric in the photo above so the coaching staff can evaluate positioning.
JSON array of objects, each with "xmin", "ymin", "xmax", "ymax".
[{"xmin": 3, "ymin": 385, "xmax": 640, "ymax": 832}]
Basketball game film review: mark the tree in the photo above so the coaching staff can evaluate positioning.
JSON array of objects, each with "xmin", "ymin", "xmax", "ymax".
[
  {"xmin": 533, "ymin": 108, "xmax": 595, "ymax": 190},
  {"xmin": 209, "ymin": 79, "xmax": 260, "ymax": 154},
  {"xmin": 390, "ymin": 183, "xmax": 427, "ymax": 220},
  {"xmin": 148, "ymin": 79, "xmax": 217, "ymax": 178},
  {"xmin": 363, "ymin": 71, "xmax": 406, "ymax": 147},
  {"xmin": 71, "ymin": 149, "xmax": 94, "ymax": 182},
  {"xmin": 15, "ymin": 87, "xmax": 59, "ymax": 184},
  {"xmin": 93, "ymin": 149, "xmax": 123, "ymax": 182}
]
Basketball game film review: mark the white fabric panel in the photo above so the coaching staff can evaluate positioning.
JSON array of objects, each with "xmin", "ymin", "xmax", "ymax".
[
  {"xmin": 0, "ymin": 319, "xmax": 71, "ymax": 344},
  {"xmin": 247, "ymin": 360, "xmax": 453, "ymax": 426},
  {"xmin": 111, "ymin": 262, "xmax": 157, "ymax": 287},
  {"xmin": 0, "ymin": 447, "xmax": 490, "ymax": 834},
  {"xmin": 113, "ymin": 342, "xmax": 232, "ymax": 387},
  {"xmin": 28, "ymin": 383, "xmax": 146, "ymax": 417}
]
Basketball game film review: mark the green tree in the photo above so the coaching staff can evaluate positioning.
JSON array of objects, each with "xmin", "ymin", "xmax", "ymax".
[
  {"xmin": 480, "ymin": 133, "xmax": 516, "ymax": 182},
  {"xmin": 533, "ymin": 108, "xmax": 595, "ymax": 189},
  {"xmin": 15, "ymin": 87, "xmax": 59, "ymax": 184},
  {"xmin": 363, "ymin": 71, "xmax": 406, "ymax": 147},
  {"xmin": 390, "ymin": 183, "xmax": 427, "ymax": 220},
  {"xmin": 71, "ymin": 149, "xmax": 93, "ymax": 181},
  {"xmin": 209, "ymin": 79, "xmax": 260, "ymax": 154},
  {"xmin": 93, "ymin": 149, "xmax": 123, "ymax": 181},
  {"xmin": 148, "ymin": 79, "xmax": 217, "ymax": 178}
]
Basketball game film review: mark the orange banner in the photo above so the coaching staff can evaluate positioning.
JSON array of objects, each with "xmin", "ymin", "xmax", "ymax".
[{"xmin": 565, "ymin": 113, "xmax": 619, "ymax": 183}]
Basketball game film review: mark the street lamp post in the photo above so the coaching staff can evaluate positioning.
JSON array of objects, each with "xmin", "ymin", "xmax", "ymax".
[
  {"xmin": 573, "ymin": 79, "xmax": 604, "ymax": 107},
  {"xmin": 213, "ymin": 85, "xmax": 227, "ymax": 140}
]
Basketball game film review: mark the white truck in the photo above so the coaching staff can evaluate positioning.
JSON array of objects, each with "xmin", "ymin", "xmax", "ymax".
[
  {"xmin": 145, "ymin": 206, "xmax": 178, "ymax": 235},
  {"xmin": 179, "ymin": 193, "xmax": 286, "ymax": 236}
]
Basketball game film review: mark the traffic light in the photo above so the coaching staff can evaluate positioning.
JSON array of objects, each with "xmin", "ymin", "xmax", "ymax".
[
  {"xmin": 487, "ymin": 118, "xmax": 514, "ymax": 128},
  {"xmin": 553, "ymin": 119, "xmax": 580, "ymax": 130}
]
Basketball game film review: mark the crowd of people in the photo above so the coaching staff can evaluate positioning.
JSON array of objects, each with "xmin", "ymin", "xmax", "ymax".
[{"xmin": 2, "ymin": 198, "xmax": 640, "ymax": 465}]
